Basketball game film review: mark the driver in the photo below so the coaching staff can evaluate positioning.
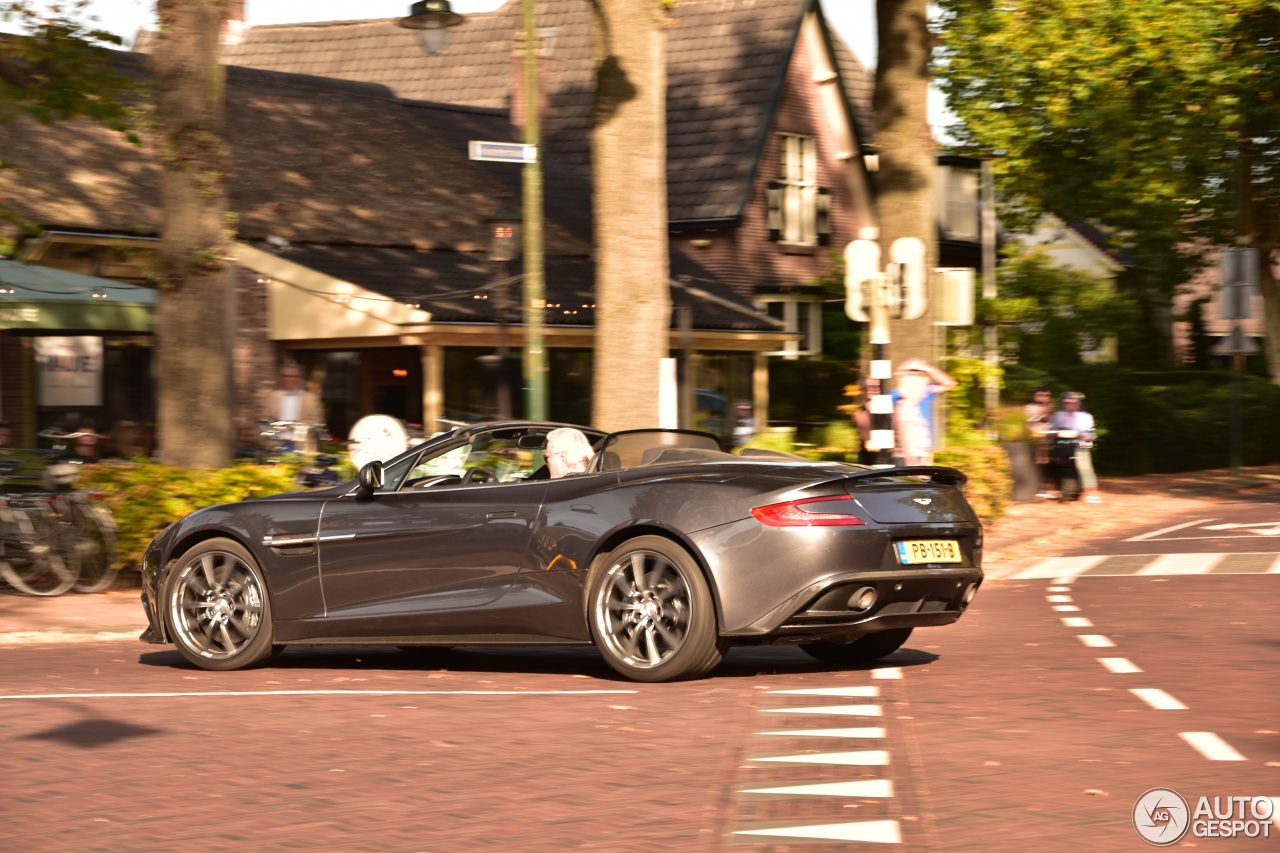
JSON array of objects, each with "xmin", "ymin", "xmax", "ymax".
[{"xmin": 545, "ymin": 428, "xmax": 593, "ymax": 478}]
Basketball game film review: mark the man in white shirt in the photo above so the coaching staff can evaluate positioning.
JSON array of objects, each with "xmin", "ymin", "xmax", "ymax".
[
  {"xmin": 1047, "ymin": 391, "xmax": 1101, "ymax": 504},
  {"xmin": 261, "ymin": 363, "xmax": 324, "ymax": 452}
]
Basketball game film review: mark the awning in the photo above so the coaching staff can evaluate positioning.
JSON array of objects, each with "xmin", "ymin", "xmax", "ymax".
[{"xmin": 0, "ymin": 260, "xmax": 156, "ymax": 332}]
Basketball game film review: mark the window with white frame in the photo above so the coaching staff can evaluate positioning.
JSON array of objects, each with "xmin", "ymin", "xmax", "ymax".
[
  {"xmin": 756, "ymin": 296, "xmax": 823, "ymax": 358},
  {"xmin": 769, "ymin": 134, "xmax": 830, "ymax": 247}
]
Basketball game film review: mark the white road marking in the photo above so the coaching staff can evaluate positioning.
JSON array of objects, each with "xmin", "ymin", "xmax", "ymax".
[
  {"xmin": 736, "ymin": 819, "xmax": 902, "ymax": 843},
  {"xmin": 1179, "ymin": 731, "xmax": 1246, "ymax": 761},
  {"xmin": 872, "ymin": 667, "xmax": 902, "ymax": 680},
  {"xmin": 1061, "ymin": 617, "xmax": 1093, "ymax": 628},
  {"xmin": 770, "ymin": 686, "xmax": 880, "ymax": 697},
  {"xmin": 1047, "ymin": 585, "xmax": 1071, "ymax": 592},
  {"xmin": 1268, "ymin": 798, "xmax": 1280, "ymax": 830},
  {"xmin": 1271, "ymin": 558, "xmax": 1280, "ymax": 574},
  {"xmin": 1047, "ymin": 594, "xmax": 1073, "ymax": 603},
  {"xmin": 1099, "ymin": 657, "xmax": 1142, "ymax": 673},
  {"xmin": 763, "ymin": 704, "xmax": 882, "ymax": 717},
  {"xmin": 0, "ymin": 631, "xmax": 140, "ymax": 646},
  {"xmin": 742, "ymin": 779, "xmax": 893, "ymax": 798},
  {"xmin": 1012, "ymin": 556, "xmax": 1106, "ymax": 580},
  {"xmin": 758, "ymin": 727, "xmax": 886, "ymax": 739},
  {"xmin": 0, "ymin": 689, "xmax": 637, "ymax": 701},
  {"xmin": 1052, "ymin": 605, "xmax": 1082, "ymax": 612},
  {"xmin": 1131, "ymin": 688, "xmax": 1187, "ymax": 710},
  {"xmin": 1078, "ymin": 634, "xmax": 1115, "ymax": 648},
  {"xmin": 1202, "ymin": 522, "xmax": 1280, "ymax": 535},
  {"xmin": 751, "ymin": 750, "xmax": 890, "ymax": 766},
  {"xmin": 1136, "ymin": 553, "xmax": 1224, "ymax": 575},
  {"xmin": 1125, "ymin": 518, "xmax": 1214, "ymax": 542}
]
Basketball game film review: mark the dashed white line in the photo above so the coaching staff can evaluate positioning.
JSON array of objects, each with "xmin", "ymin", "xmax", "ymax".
[
  {"xmin": 1052, "ymin": 605, "xmax": 1082, "ymax": 612},
  {"xmin": 1047, "ymin": 595, "xmax": 1073, "ymax": 603},
  {"xmin": 1131, "ymin": 688, "xmax": 1187, "ymax": 710},
  {"xmin": 736, "ymin": 820, "xmax": 902, "ymax": 843},
  {"xmin": 872, "ymin": 667, "xmax": 902, "ymax": 680},
  {"xmin": 1047, "ymin": 585, "xmax": 1071, "ymax": 592},
  {"xmin": 758, "ymin": 727, "xmax": 886, "ymax": 739},
  {"xmin": 1180, "ymin": 731, "xmax": 1246, "ymax": 761},
  {"xmin": 1061, "ymin": 617, "xmax": 1093, "ymax": 628},
  {"xmin": 1099, "ymin": 657, "xmax": 1142, "ymax": 674},
  {"xmin": 770, "ymin": 686, "xmax": 880, "ymax": 698},
  {"xmin": 751, "ymin": 750, "xmax": 890, "ymax": 766},
  {"xmin": 762, "ymin": 704, "xmax": 883, "ymax": 717},
  {"xmin": 741, "ymin": 779, "xmax": 894, "ymax": 798},
  {"xmin": 1125, "ymin": 518, "xmax": 1214, "ymax": 542},
  {"xmin": 1078, "ymin": 634, "xmax": 1116, "ymax": 648}
]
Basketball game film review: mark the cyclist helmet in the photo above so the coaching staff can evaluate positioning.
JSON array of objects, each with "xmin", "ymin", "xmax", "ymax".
[{"xmin": 1060, "ymin": 391, "xmax": 1085, "ymax": 404}]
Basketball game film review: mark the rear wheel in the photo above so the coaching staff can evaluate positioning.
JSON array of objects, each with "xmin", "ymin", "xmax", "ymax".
[
  {"xmin": 165, "ymin": 538, "xmax": 274, "ymax": 671},
  {"xmin": 800, "ymin": 628, "xmax": 913, "ymax": 665},
  {"xmin": 588, "ymin": 536, "xmax": 724, "ymax": 682}
]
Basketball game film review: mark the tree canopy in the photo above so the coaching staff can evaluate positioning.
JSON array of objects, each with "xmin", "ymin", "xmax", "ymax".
[{"xmin": 934, "ymin": 0, "xmax": 1280, "ymax": 374}]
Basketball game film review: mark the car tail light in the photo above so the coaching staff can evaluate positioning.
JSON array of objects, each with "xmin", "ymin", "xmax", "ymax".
[{"xmin": 751, "ymin": 496, "xmax": 866, "ymax": 527}]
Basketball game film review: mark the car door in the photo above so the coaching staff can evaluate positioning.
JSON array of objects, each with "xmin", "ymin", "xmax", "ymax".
[{"xmin": 314, "ymin": 477, "xmax": 548, "ymax": 637}]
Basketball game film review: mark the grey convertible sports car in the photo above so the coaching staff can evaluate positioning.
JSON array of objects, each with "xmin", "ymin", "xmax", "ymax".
[{"xmin": 140, "ymin": 421, "xmax": 983, "ymax": 682}]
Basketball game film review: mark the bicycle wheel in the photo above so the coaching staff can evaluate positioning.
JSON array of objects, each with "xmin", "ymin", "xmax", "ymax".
[
  {"xmin": 0, "ymin": 503, "xmax": 75, "ymax": 596},
  {"xmin": 69, "ymin": 500, "xmax": 120, "ymax": 593}
]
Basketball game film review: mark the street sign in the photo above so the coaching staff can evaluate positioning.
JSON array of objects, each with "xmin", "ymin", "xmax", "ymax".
[{"xmin": 468, "ymin": 141, "xmax": 538, "ymax": 163}]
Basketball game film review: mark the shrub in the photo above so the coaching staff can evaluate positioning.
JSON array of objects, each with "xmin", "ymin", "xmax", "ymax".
[
  {"xmin": 78, "ymin": 460, "xmax": 303, "ymax": 573},
  {"xmin": 935, "ymin": 443, "xmax": 1011, "ymax": 525}
]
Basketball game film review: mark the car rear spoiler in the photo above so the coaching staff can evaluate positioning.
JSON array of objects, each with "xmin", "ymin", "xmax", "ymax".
[{"xmin": 843, "ymin": 465, "xmax": 969, "ymax": 488}]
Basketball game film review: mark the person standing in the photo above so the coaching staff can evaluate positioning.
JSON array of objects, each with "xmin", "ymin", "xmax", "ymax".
[
  {"xmin": 891, "ymin": 358, "xmax": 956, "ymax": 466},
  {"xmin": 1047, "ymin": 391, "xmax": 1101, "ymax": 504},
  {"xmin": 261, "ymin": 362, "xmax": 324, "ymax": 452},
  {"xmin": 1024, "ymin": 386, "xmax": 1057, "ymax": 498}
]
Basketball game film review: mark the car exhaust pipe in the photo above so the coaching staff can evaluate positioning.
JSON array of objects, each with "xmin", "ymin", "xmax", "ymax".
[{"xmin": 847, "ymin": 586, "xmax": 878, "ymax": 612}]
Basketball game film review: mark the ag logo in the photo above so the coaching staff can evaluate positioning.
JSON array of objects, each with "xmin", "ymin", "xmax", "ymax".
[{"xmin": 1134, "ymin": 787, "xmax": 1190, "ymax": 846}]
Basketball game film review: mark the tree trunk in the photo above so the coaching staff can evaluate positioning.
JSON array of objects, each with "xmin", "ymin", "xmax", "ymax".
[
  {"xmin": 874, "ymin": 0, "xmax": 937, "ymax": 365},
  {"xmin": 152, "ymin": 0, "xmax": 234, "ymax": 468},
  {"xmin": 589, "ymin": 0, "xmax": 670, "ymax": 432}
]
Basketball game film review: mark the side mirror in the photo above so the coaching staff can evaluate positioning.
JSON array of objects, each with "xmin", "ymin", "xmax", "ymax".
[{"xmin": 356, "ymin": 460, "xmax": 385, "ymax": 497}]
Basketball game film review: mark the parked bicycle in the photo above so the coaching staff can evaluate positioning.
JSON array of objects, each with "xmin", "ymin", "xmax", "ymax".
[
  {"xmin": 0, "ymin": 459, "xmax": 76, "ymax": 596},
  {"xmin": 23, "ymin": 430, "xmax": 121, "ymax": 593}
]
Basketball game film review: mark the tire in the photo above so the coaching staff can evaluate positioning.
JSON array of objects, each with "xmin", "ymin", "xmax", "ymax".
[
  {"xmin": 800, "ymin": 628, "xmax": 913, "ymax": 665},
  {"xmin": 587, "ymin": 536, "xmax": 724, "ymax": 682},
  {"xmin": 164, "ymin": 538, "xmax": 274, "ymax": 671},
  {"xmin": 0, "ymin": 504, "xmax": 76, "ymax": 596},
  {"xmin": 70, "ymin": 502, "xmax": 120, "ymax": 594}
]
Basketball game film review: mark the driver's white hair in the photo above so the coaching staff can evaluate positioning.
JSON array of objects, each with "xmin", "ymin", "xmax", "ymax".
[{"xmin": 546, "ymin": 427, "xmax": 594, "ymax": 478}]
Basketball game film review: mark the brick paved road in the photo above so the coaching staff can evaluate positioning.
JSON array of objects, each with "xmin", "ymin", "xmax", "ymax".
[{"xmin": 2, "ymin": 574, "xmax": 1276, "ymax": 852}]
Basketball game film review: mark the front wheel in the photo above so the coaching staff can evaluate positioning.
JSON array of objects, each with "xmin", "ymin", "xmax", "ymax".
[
  {"xmin": 800, "ymin": 628, "xmax": 913, "ymax": 665},
  {"xmin": 588, "ymin": 536, "xmax": 724, "ymax": 682},
  {"xmin": 165, "ymin": 538, "xmax": 274, "ymax": 671}
]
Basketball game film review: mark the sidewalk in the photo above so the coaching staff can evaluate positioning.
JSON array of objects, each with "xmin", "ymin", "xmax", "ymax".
[{"xmin": 3, "ymin": 465, "xmax": 1278, "ymax": 644}]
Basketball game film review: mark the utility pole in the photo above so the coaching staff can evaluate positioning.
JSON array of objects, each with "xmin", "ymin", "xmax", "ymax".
[{"xmin": 520, "ymin": 0, "xmax": 546, "ymax": 420}]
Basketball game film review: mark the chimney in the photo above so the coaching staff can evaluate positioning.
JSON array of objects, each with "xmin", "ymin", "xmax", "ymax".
[
  {"xmin": 509, "ymin": 27, "xmax": 554, "ymax": 132},
  {"xmin": 224, "ymin": 0, "xmax": 247, "ymax": 46}
]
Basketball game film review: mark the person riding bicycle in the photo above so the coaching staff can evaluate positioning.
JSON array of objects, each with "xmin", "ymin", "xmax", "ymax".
[{"xmin": 1046, "ymin": 391, "xmax": 1101, "ymax": 504}]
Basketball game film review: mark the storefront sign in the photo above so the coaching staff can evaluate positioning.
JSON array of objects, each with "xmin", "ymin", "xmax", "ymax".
[{"xmin": 34, "ymin": 336, "xmax": 103, "ymax": 407}]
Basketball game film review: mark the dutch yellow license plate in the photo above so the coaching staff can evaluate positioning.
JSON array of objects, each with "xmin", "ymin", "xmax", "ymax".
[{"xmin": 895, "ymin": 539, "xmax": 962, "ymax": 565}]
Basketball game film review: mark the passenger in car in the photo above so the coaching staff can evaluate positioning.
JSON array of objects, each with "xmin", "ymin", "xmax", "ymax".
[{"xmin": 545, "ymin": 428, "xmax": 594, "ymax": 478}]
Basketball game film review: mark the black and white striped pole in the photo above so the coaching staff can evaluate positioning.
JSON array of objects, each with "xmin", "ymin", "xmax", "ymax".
[{"xmin": 846, "ymin": 235, "xmax": 927, "ymax": 465}]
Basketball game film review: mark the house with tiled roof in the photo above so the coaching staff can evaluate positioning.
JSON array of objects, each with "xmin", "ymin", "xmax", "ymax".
[
  {"xmin": 221, "ymin": 0, "xmax": 880, "ymax": 370},
  {"xmin": 4, "ymin": 0, "xmax": 886, "ymax": 447}
]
